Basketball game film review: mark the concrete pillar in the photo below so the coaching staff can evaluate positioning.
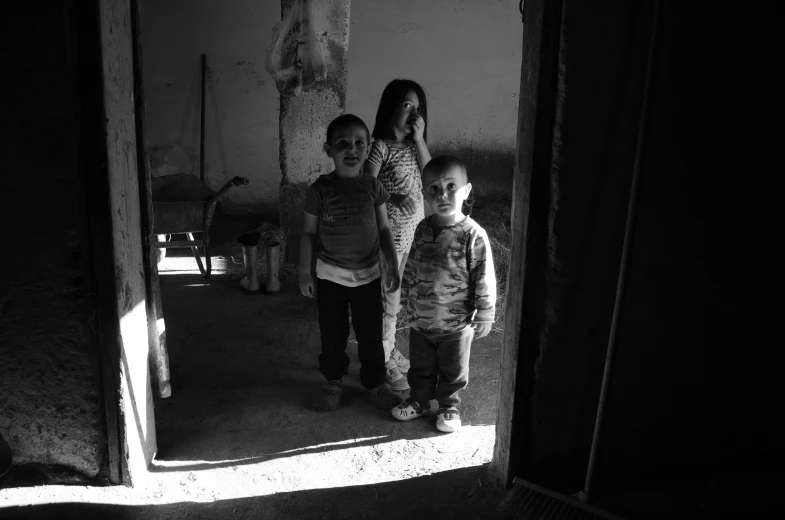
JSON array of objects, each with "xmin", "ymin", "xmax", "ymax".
[{"xmin": 278, "ymin": 0, "xmax": 351, "ymax": 263}]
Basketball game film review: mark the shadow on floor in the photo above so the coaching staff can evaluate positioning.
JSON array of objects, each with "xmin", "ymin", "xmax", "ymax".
[{"xmin": 0, "ymin": 466, "xmax": 505, "ymax": 520}]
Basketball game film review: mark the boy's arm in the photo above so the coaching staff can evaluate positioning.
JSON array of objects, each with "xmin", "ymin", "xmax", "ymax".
[
  {"xmin": 364, "ymin": 141, "xmax": 384, "ymax": 179},
  {"xmin": 375, "ymin": 204, "xmax": 400, "ymax": 293},
  {"xmin": 470, "ymin": 230, "xmax": 497, "ymax": 338},
  {"xmin": 299, "ymin": 212, "xmax": 319, "ymax": 298},
  {"xmin": 364, "ymin": 160, "xmax": 381, "ymax": 178}
]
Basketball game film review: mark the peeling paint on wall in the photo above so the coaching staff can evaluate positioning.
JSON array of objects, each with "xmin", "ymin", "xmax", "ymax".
[{"xmin": 278, "ymin": 0, "xmax": 350, "ymax": 262}]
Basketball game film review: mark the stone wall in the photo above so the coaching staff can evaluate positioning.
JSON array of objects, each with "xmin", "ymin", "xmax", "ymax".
[{"xmin": 0, "ymin": 2, "xmax": 107, "ymax": 478}]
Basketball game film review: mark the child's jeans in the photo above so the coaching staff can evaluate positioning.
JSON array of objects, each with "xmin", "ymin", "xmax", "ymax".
[
  {"xmin": 317, "ymin": 277, "xmax": 386, "ymax": 389},
  {"xmin": 407, "ymin": 325, "xmax": 475, "ymax": 407}
]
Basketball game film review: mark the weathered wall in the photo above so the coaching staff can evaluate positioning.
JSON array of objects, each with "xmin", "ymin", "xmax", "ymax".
[
  {"xmin": 140, "ymin": 0, "xmax": 520, "ymax": 221},
  {"xmin": 347, "ymin": 0, "xmax": 522, "ymax": 198},
  {"xmin": 140, "ymin": 0, "xmax": 281, "ymax": 218},
  {"xmin": 278, "ymin": 0, "xmax": 350, "ymax": 263},
  {"xmin": 0, "ymin": 2, "xmax": 107, "ymax": 477}
]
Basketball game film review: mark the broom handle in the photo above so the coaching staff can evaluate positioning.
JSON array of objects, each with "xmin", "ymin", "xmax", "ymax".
[
  {"xmin": 582, "ymin": 0, "xmax": 661, "ymax": 501},
  {"xmin": 200, "ymin": 53, "xmax": 206, "ymax": 182}
]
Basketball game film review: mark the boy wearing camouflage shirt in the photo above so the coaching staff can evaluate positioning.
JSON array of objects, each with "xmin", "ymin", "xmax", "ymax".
[{"xmin": 391, "ymin": 155, "xmax": 496, "ymax": 433}]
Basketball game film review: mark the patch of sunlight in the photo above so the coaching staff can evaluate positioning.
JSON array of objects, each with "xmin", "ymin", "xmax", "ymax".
[
  {"xmin": 154, "ymin": 435, "xmax": 390, "ymax": 469},
  {"xmin": 119, "ymin": 300, "xmax": 152, "ymax": 466},
  {"xmin": 157, "ymin": 255, "xmax": 231, "ymax": 276},
  {"xmin": 0, "ymin": 426, "xmax": 495, "ymax": 507}
]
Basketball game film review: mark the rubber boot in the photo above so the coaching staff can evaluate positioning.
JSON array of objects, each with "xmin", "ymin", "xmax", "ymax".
[
  {"xmin": 263, "ymin": 240, "xmax": 281, "ymax": 293},
  {"xmin": 240, "ymin": 244, "xmax": 259, "ymax": 292},
  {"xmin": 237, "ymin": 231, "xmax": 262, "ymax": 293}
]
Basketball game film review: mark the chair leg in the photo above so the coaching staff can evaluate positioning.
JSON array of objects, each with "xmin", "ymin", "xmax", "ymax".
[
  {"xmin": 186, "ymin": 232, "xmax": 207, "ymax": 277},
  {"xmin": 203, "ymin": 231, "xmax": 211, "ymax": 278}
]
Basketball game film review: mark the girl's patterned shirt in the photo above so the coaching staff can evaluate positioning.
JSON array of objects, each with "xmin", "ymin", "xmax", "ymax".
[
  {"xmin": 366, "ymin": 139, "xmax": 425, "ymax": 254},
  {"xmin": 401, "ymin": 215, "xmax": 496, "ymax": 333}
]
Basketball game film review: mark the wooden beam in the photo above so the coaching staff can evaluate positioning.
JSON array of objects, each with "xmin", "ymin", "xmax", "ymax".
[
  {"xmin": 130, "ymin": 0, "xmax": 171, "ymax": 399},
  {"xmin": 78, "ymin": 0, "xmax": 123, "ymax": 485},
  {"xmin": 95, "ymin": 0, "xmax": 157, "ymax": 484},
  {"xmin": 492, "ymin": 0, "xmax": 565, "ymax": 487}
]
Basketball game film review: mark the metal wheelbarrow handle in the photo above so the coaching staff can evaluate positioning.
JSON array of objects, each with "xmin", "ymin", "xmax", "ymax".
[
  {"xmin": 194, "ymin": 176, "xmax": 249, "ymax": 277},
  {"xmin": 210, "ymin": 176, "xmax": 250, "ymax": 202}
]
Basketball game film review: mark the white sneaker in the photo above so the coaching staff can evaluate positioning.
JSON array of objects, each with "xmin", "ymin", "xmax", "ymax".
[
  {"xmin": 436, "ymin": 406, "xmax": 461, "ymax": 433},
  {"xmin": 392, "ymin": 398, "xmax": 432, "ymax": 421}
]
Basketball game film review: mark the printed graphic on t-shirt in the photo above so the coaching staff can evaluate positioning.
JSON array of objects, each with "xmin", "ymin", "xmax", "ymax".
[
  {"xmin": 303, "ymin": 173, "xmax": 389, "ymax": 271},
  {"xmin": 321, "ymin": 199, "xmax": 375, "ymax": 224}
]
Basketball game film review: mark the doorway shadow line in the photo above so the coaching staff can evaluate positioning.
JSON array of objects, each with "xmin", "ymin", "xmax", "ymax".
[{"xmin": 150, "ymin": 423, "xmax": 495, "ymax": 473}]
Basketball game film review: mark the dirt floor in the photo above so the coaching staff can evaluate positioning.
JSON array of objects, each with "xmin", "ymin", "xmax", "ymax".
[
  {"xmin": 3, "ymin": 208, "xmax": 781, "ymax": 519},
  {"xmin": 0, "ymin": 210, "xmax": 507, "ymax": 520}
]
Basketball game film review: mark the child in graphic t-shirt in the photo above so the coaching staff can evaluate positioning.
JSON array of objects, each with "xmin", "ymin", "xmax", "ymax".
[{"xmin": 299, "ymin": 114, "xmax": 403, "ymax": 412}]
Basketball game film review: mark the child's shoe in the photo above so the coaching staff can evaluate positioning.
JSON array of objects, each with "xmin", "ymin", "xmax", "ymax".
[
  {"xmin": 436, "ymin": 406, "xmax": 461, "ymax": 433},
  {"xmin": 390, "ymin": 347, "xmax": 410, "ymax": 374},
  {"xmin": 368, "ymin": 383, "xmax": 403, "ymax": 409},
  {"xmin": 313, "ymin": 380, "xmax": 343, "ymax": 411},
  {"xmin": 385, "ymin": 361, "xmax": 409, "ymax": 391},
  {"xmin": 391, "ymin": 397, "xmax": 432, "ymax": 421}
]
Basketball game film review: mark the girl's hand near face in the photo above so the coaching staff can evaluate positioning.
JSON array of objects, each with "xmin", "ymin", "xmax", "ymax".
[{"xmin": 408, "ymin": 113, "xmax": 426, "ymax": 144}]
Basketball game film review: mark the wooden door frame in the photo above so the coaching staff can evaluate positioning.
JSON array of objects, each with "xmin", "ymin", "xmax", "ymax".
[
  {"xmin": 130, "ymin": 0, "xmax": 171, "ymax": 402},
  {"xmin": 91, "ymin": 0, "xmax": 560, "ymax": 487},
  {"xmin": 89, "ymin": 0, "xmax": 158, "ymax": 485},
  {"xmin": 492, "ymin": 0, "xmax": 564, "ymax": 487}
]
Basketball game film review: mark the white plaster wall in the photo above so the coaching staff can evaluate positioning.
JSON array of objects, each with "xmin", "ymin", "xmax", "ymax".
[
  {"xmin": 347, "ymin": 0, "xmax": 522, "ymax": 196},
  {"xmin": 141, "ymin": 0, "xmax": 521, "ymax": 216},
  {"xmin": 140, "ymin": 0, "xmax": 281, "ymax": 217}
]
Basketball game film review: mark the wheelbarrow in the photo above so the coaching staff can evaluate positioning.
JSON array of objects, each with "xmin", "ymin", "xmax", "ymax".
[{"xmin": 152, "ymin": 173, "xmax": 249, "ymax": 277}]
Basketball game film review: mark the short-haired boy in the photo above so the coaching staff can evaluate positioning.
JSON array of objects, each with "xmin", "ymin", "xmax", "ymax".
[
  {"xmin": 392, "ymin": 155, "xmax": 496, "ymax": 432},
  {"xmin": 300, "ymin": 114, "xmax": 403, "ymax": 411}
]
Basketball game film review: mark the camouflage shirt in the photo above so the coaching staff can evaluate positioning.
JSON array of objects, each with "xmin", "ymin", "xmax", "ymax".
[{"xmin": 401, "ymin": 215, "xmax": 496, "ymax": 333}]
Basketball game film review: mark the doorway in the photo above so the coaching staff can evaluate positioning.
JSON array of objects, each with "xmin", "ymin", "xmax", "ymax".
[{"xmin": 109, "ymin": 0, "xmax": 525, "ymax": 504}]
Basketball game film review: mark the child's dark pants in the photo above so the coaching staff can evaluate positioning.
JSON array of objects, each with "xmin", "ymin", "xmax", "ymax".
[
  {"xmin": 317, "ymin": 277, "xmax": 386, "ymax": 389},
  {"xmin": 407, "ymin": 326, "xmax": 475, "ymax": 407}
]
